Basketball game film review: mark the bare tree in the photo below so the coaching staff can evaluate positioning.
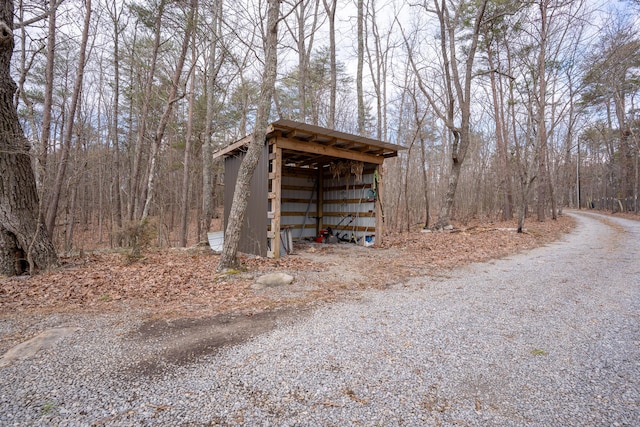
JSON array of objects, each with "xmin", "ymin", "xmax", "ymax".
[
  {"xmin": 200, "ymin": 0, "xmax": 224, "ymax": 240},
  {"xmin": 404, "ymin": 0, "xmax": 488, "ymax": 229},
  {"xmin": 322, "ymin": 0, "xmax": 336, "ymax": 128},
  {"xmin": 141, "ymin": 0, "xmax": 196, "ymax": 221},
  {"xmin": 180, "ymin": 7, "xmax": 199, "ymax": 247},
  {"xmin": 128, "ymin": 0, "xmax": 166, "ymax": 221},
  {"xmin": 107, "ymin": 0, "xmax": 126, "ymax": 236},
  {"xmin": 218, "ymin": 0, "xmax": 279, "ymax": 270},
  {"xmin": 284, "ymin": 0, "xmax": 321, "ymax": 123},
  {"xmin": 0, "ymin": 0, "xmax": 58, "ymax": 275},
  {"xmin": 357, "ymin": 0, "xmax": 365, "ymax": 134},
  {"xmin": 45, "ymin": 0, "xmax": 93, "ymax": 236}
]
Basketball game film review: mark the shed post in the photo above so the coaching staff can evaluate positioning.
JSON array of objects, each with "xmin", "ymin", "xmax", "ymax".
[
  {"xmin": 375, "ymin": 164, "xmax": 384, "ymax": 246},
  {"xmin": 317, "ymin": 165, "xmax": 324, "ymax": 237},
  {"xmin": 267, "ymin": 138, "xmax": 282, "ymax": 258}
]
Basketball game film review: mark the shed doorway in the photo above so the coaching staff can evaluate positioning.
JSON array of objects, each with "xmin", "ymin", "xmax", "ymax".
[{"xmin": 213, "ymin": 119, "xmax": 404, "ymax": 258}]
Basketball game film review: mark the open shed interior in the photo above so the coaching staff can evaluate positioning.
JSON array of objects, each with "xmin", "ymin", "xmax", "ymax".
[
  {"xmin": 217, "ymin": 119, "xmax": 403, "ymax": 258},
  {"xmin": 279, "ymin": 162, "xmax": 378, "ymax": 243}
]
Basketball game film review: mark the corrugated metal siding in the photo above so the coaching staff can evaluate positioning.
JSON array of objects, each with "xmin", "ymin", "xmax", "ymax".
[
  {"xmin": 281, "ymin": 172, "xmax": 318, "ymax": 240},
  {"xmin": 223, "ymin": 145, "xmax": 269, "ymax": 257}
]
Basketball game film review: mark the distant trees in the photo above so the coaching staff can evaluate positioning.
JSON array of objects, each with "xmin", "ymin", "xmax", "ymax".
[
  {"xmin": 2, "ymin": 0, "xmax": 639, "ymax": 274},
  {"xmin": 581, "ymin": 16, "xmax": 640, "ymax": 211}
]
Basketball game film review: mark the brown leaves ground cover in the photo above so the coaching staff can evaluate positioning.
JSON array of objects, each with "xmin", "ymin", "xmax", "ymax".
[{"xmin": 1, "ymin": 215, "xmax": 575, "ymax": 320}]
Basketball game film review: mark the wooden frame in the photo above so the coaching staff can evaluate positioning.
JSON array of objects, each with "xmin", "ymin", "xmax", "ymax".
[{"xmin": 214, "ymin": 120, "xmax": 404, "ymax": 259}]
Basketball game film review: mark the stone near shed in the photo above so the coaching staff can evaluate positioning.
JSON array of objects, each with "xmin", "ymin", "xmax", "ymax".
[{"xmin": 252, "ymin": 272, "xmax": 294, "ymax": 290}]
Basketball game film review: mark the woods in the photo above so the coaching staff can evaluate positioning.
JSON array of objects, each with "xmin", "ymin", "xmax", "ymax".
[{"xmin": 1, "ymin": 0, "xmax": 639, "ymax": 274}]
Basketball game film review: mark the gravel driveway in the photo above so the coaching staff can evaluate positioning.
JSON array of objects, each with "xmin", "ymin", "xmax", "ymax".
[{"xmin": 1, "ymin": 211, "xmax": 639, "ymax": 426}]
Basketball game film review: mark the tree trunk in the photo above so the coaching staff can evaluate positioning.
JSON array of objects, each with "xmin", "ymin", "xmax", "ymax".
[
  {"xmin": 180, "ymin": 21, "xmax": 198, "ymax": 247},
  {"xmin": 420, "ymin": 134, "xmax": 430, "ymax": 229},
  {"xmin": 322, "ymin": 0, "xmax": 336, "ymax": 129},
  {"xmin": 0, "ymin": 0, "xmax": 58, "ymax": 275},
  {"xmin": 37, "ymin": 0, "xmax": 58, "ymax": 212},
  {"xmin": 128, "ymin": 1, "xmax": 165, "ymax": 221},
  {"xmin": 141, "ymin": 0, "xmax": 195, "ymax": 222},
  {"xmin": 356, "ymin": 0, "xmax": 365, "ymax": 134},
  {"xmin": 201, "ymin": 0, "xmax": 223, "ymax": 241},
  {"xmin": 45, "ymin": 0, "xmax": 91, "ymax": 236},
  {"xmin": 109, "ymin": 0, "xmax": 123, "ymax": 236},
  {"xmin": 217, "ymin": 0, "xmax": 279, "ymax": 270},
  {"xmin": 486, "ymin": 41, "xmax": 513, "ymax": 220},
  {"xmin": 535, "ymin": 0, "xmax": 548, "ymax": 222}
]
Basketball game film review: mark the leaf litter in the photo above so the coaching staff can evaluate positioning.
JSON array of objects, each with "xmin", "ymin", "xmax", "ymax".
[{"xmin": 1, "ymin": 216, "xmax": 575, "ymax": 320}]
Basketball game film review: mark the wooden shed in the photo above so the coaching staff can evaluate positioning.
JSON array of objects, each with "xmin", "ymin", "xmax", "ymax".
[{"xmin": 212, "ymin": 119, "xmax": 404, "ymax": 258}]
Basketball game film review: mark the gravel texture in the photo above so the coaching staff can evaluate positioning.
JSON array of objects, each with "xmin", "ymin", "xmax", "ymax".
[{"xmin": 1, "ymin": 211, "xmax": 639, "ymax": 426}]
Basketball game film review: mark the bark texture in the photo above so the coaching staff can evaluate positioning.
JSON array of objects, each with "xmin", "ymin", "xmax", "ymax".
[
  {"xmin": 217, "ymin": 0, "xmax": 279, "ymax": 270},
  {"xmin": 0, "ymin": 0, "xmax": 57, "ymax": 275}
]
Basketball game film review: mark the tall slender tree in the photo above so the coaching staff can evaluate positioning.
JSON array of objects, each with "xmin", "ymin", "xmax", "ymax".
[
  {"xmin": 404, "ymin": 0, "xmax": 489, "ymax": 229},
  {"xmin": 45, "ymin": 0, "xmax": 92, "ymax": 236},
  {"xmin": 218, "ymin": 0, "xmax": 279, "ymax": 270}
]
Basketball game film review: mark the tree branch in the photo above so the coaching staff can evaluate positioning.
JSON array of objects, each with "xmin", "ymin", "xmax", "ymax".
[{"xmin": 14, "ymin": 0, "xmax": 65, "ymax": 30}]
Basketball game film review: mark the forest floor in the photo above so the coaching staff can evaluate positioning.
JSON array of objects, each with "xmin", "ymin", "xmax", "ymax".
[
  {"xmin": 0, "ymin": 213, "xmax": 592, "ymax": 321},
  {"xmin": 3, "ymin": 210, "xmax": 640, "ymax": 366}
]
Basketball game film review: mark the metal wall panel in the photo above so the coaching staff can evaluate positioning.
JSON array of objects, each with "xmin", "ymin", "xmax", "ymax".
[
  {"xmin": 281, "ymin": 174, "xmax": 318, "ymax": 240},
  {"xmin": 322, "ymin": 171, "xmax": 376, "ymax": 241},
  {"xmin": 223, "ymin": 145, "xmax": 269, "ymax": 257}
]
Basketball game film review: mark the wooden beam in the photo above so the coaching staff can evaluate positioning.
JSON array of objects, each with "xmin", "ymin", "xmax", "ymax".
[
  {"xmin": 211, "ymin": 134, "xmax": 252, "ymax": 160},
  {"xmin": 282, "ymin": 197, "xmax": 317, "ymax": 204},
  {"xmin": 281, "ymin": 211, "xmax": 318, "ymax": 216},
  {"xmin": 322, "ymin": 211, "xmax": 375, "ymax": 218},
  {"xmin": 282, "ymin": 184, "xmax": 316, "ymax": 192},
  {"xmin": 276, "ymin": 136, "xmax": 384, "ymax": 165},
  {"xmin": 323, "ymin": 198, "xmax": 375, "ymax": 205}
]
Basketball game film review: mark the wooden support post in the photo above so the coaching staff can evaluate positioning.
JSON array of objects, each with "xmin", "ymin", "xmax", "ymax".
[
  {"xmin": 267, "ymin": 139, "xmax": 282, "ymax": 258},
  {"xmin": 317, "ymin": 165, "xmax": 324, "ymax": 237},
  {"xmin": 375, "ymin": 164, "xmax": 384, "ymax": 247}
]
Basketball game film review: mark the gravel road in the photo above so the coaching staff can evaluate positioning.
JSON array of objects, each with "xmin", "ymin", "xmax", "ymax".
[{"xmin": 1, "ymin": 211, "xmax": 639, "ymax": 426}]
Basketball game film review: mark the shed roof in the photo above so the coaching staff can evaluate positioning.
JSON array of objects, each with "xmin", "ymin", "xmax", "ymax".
[{"xmin": 212, "ymin": 119, "xmax": 405, "ymax": 167}]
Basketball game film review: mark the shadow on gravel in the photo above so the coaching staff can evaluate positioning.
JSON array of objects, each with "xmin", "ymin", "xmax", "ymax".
[{"xmin": 124, "ymin": 308, "xmax": 308, "ymax": 377}]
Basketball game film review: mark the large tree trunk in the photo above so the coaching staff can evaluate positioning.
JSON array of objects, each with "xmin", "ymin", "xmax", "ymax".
[
  {"xmin": 217, "ymin": 0, "xmax": 279, "ymax": 270},
  {"xmin": 0, "ymin": 1, "xmax": 58, "ymax": 275}
]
